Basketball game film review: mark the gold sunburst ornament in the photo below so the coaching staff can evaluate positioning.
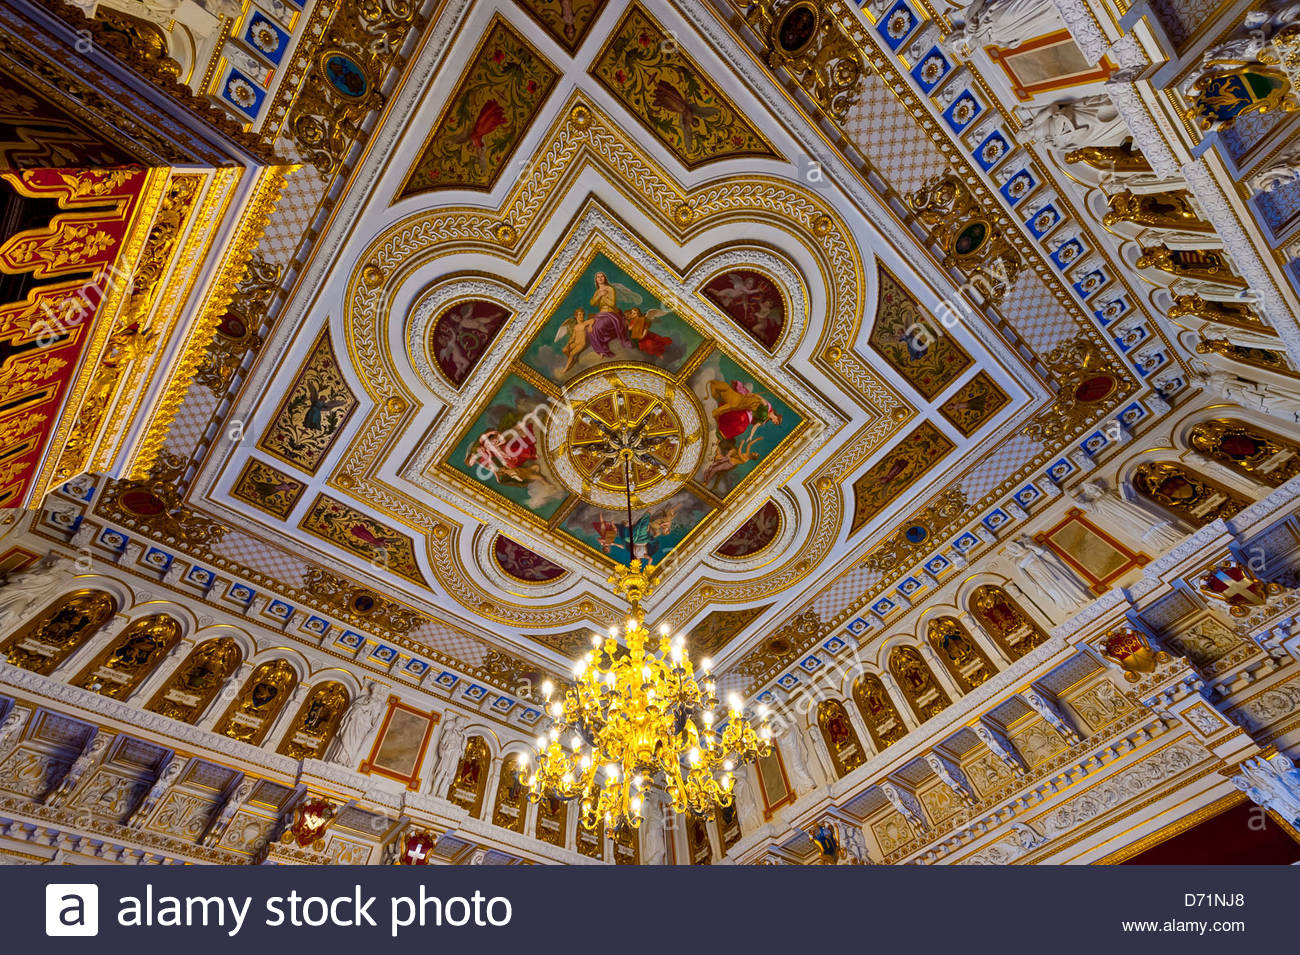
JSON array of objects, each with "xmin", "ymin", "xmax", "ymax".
[{"xmin": 520, "ymin": 395, "xmax": 773, "ymax": 833}]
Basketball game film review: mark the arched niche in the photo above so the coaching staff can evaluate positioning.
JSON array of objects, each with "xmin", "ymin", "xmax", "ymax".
[
  {"xmin": 1, "ymin": 590, "xmax": 116, "ymax": 675},
  {"xmin": 215, "ymin": 659, "xmax": 299, "ymax": 745},
  {"xmin": 852, "ymin": 674, "xmax": 907, "ymax": 751},
  {"xmin": 277, "ymin": 681, "xmax": 351, "ymax": 760},
  {"xmin": 926, "ymin": 616, "xmax": 996, "ymax": 692},
  {"xmin": 1131, "ymin": 460, "xmax": 1250, "ymax": 527},
  {"xmin": 816, "ymin": 699, "xmax": 866, "ymax": 777},
  {"xmin": 1187, "ymin": 418, "xmax": 1300, "ymax": 488},
  {"xmin": 72, "ymin": 612, "xmax": 181, "ymax": 699},
  {"xmin": 968, "ymin": 585, "xmax": 1047, "ymax": 660},
  {"xmin": 534, "ymin": 793, "xmax": 568, "ymax": 848},
  {"xmin": 887, "ymin": 645, "xmax": 951, "ymax": 722},
  {"xmin": 687, "ymin": 814, "xmax": 713, "ymax": 865},
  {"xmin": 612, "ymin": 821, "xmax": 641, "ymax": 865},
  {"xmin": 447, "ymin": 736, "xmax": 490, "ymax": 816},
  {"xmin": 490, "ymin": 752, "xmax": 529, "ymax": 833},
  {"xmin": 145, "ymin": 637, "xmax": 242, "ymax": 724}
]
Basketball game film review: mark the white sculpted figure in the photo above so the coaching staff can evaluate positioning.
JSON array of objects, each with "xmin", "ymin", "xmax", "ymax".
[
  {"xmin": 1005, "ymin": 535, "xmax": 1093, "ymax": 612},
  {"xmin": 1249, "ymin": 141, "xmax": 1300, "ymax": 194},
  {"xmin": 323, "ymin": 681, "xmax": 386, "ymax": 767},
  {"xmin": 640, "ymin": 794, "xmax": 668, "ymax": 865},
  {"xmin": 1071, "ymin": 479, "xmax": 1184, "ymax": 551},
  {"xmin": 946, "ymin": 0, "xmax": 1066, "ymax": 58},
  {"xmin": 781, "ymin": 727, "xmax": 819, "ymax": 796},
  {"xmin": 0, "ymin": 555, "xmax": 76, "ymax": 632},
  {"xmin": 1027, "ymin": 94, "xmax": 1132, "ymax": 153},
  {"xmin": 1193, "ymin": 367, "xmax": 1300, "ymax": 422},
  {"xmin": 733, "ymin": 766, "xmax": 764, "ymax": 832},
  {"xmin": 428, "ymin": 712, "xmax": 468, "ymax": 799},
  {"xmin": 1233, "ymin": 754, "xmax": 1300, "ymax": 825}
]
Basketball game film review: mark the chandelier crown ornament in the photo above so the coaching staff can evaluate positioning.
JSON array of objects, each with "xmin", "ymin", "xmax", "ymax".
[{"xmin": 520, "ymin": 393, "xmax": 773, "ymax": 836}]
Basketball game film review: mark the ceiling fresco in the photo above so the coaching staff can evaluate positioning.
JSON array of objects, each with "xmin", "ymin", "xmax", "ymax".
[
  {"xmin": 72, "ymin": 0, "xmax": 1179, "ymax": 709},
  {"xmin": 440, "ymin": 245, "xmax": 804, "ymax": 567}
]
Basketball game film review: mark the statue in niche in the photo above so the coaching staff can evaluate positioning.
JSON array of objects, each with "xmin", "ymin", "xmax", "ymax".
[
  {"xmin": 927, "ymin": 617, "xmax": 994, "ymax": 691},
  {"xmin": 74, "ymin": 613, "xmax": 181, "ymax": 699},
  {"xmin": 780, "ymin": 727, "xmax": 820, "ymax": 795},
  {"xmin": 1131, "ymin": 461, "xmax": 1248, "ymax": 528},
  {"xmin": 1004, "ymin": 535, "xmax": 1093, "ymax": 612},
  {"xmin": 428, "ymin": 713, "xmax": 468, "ymax": 799},
  {"xmin": 1192, "ymin": 367, "xmax": 1300, "ymax": 423},
  {"xmin": 322, "ymin": 680, "xmax": 384, "ymax": 766},
  {"xmin": 217, "ymin": 660, "xmax": 297, "ymax": 745},
  {"xmin": 733, "ymin": 766, "xmax": 763, "ymax": 832},
  {"xmin": 817, "ymin": 700, "xmax": 865, "ymax": 776},
  {"xmin": 279, "ymin": 682, "xmax": 350, "ymax": 760},
  {"xmin": 945, "ymin": 0, "xmax": 1066, "ymax": 58},
  {"xmin": 146, "ymin": 638, "xmax": 241, "ymax": 723},
  {"xmin": 1026, "ymin": 94, "xmax": 1133, "ymax": 153},
  {"xmin": 969, "ymin": 585, "xmax": 1046, "ymax": 659},
  {"xmin": 1, "ymin": 590, "xmax": 116, "ymax": 675},
  {"xmin": 888, "ymin": 646, "xmax": 950, "ymax": 720},
  {"xmin": 853, "ymin": 675, "xmax": 906, "ymax": 748},
  {"xmin": 1187, "ymin": 419, "xmax": 1300, "ymax": 488},
  {"xmin": 0, "ymin": 556, "xmax": 78, "ymax": 632}
]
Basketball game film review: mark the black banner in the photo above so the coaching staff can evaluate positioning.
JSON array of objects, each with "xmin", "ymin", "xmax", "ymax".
[{"xmin": 16, "ymin": 864, "xmax": 1294, "ymax": 952}]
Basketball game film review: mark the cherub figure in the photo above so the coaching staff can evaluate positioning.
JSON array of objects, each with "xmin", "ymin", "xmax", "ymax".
[{"xmin": 556, "ymin": 307, "xmax": 595, "ymax": 374}]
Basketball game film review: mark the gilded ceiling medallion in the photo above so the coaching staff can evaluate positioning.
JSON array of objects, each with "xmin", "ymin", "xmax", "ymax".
[{"xmin": 546, "ymin": 364, "xmax": 704, "ymax": 508}]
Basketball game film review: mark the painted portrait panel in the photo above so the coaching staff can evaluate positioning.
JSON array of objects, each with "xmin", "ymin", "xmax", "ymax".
[
  {"xmin": 690, "ymin": 350, "xmax": 799, "ymax": 497},
  {"xmin": 559, "ymin": 488, "xmax": 710, "ymax": 564},
  {"xmin": 700, "ymin": 269, "xmax": 785, "ymax": 350},
  {"xmin": 446, "ymin": 374, "xmax": 568, "ymax": 520},
  {"xmin": 258, "ymin": 331, "xmax": 358, "ymax": 473},
  {"xmin": 519, "ymin": 251, "xmax": 705, "ymax": 383}
]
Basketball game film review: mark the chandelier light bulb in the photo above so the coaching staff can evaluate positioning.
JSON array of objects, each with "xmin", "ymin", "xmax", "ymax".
[
  {"xmin": 542, "ymin": 680, "xmax": 553, "ymax": 698},
  {"xmin": 701, "ymin": 658, "xmax": 712, "ymax": 672}
]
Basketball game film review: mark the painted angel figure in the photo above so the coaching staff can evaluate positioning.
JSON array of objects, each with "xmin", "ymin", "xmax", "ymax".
[
  {"xmin": 708, "ymin": 379, "xmax": 782, "ymax": 440},
  {"xmin": 586, "ymin": 271, "xmax": 638, "ymax": 357},
  {"xmin": 700, "ymin": 422, "xmax": 766, "ymax": 489},
  {"xmin": 708, "ymin": 272, "xmax": 781, "ymax": 341},
  {"xmin": 437, "ymin": 302, "xmax": 503, "ymax": 381},
  {"xmin": 624, "ymin": 306, "xmax": 673, "ymax": 357},
  {"xmin": 557, "ymin": 307, "xmax": 596, "ymax": 374},
  {"xmin": 465, "ymin": 428, "xmax": 541, "ymax": 486}
]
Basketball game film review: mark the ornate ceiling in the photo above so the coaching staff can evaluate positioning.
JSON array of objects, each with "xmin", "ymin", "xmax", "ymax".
[{"xmin": 89, "ymin": 0, "xmax": 1175, "ymax": 702}]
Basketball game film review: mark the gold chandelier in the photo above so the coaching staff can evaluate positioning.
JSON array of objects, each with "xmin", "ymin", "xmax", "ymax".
[{"xmin": 520, "ymin": 400, "xmax": 773, "ymax": 833}]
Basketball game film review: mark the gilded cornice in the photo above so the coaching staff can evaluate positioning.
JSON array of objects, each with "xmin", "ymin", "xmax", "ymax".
[{"xmin": 36, "ymin": 0, "xmax": 283, "ymax": 164}]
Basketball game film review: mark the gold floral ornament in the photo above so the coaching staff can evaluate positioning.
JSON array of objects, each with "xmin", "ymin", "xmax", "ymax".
[
  {"xmin": 99, "ymin": 450, "xmax": 228, "ymax": 547},
  {"xmin": 1099, "ymin": 627, "xmax": 1170, "ymax": 682},
  {"xmin": 905, "ymin": 171, "xmax": 1023, "ymax": 306},
  {"xmin": 521, "ymin": 450, "xmax": 772, "ymax": 832},
  {"xmin": 734, "ymin": 0, "xmax": 863, "ymax": 123},
  {"xmin": 1020, "ymin": 337, "xmax": 1127, "ymax": 444}
]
